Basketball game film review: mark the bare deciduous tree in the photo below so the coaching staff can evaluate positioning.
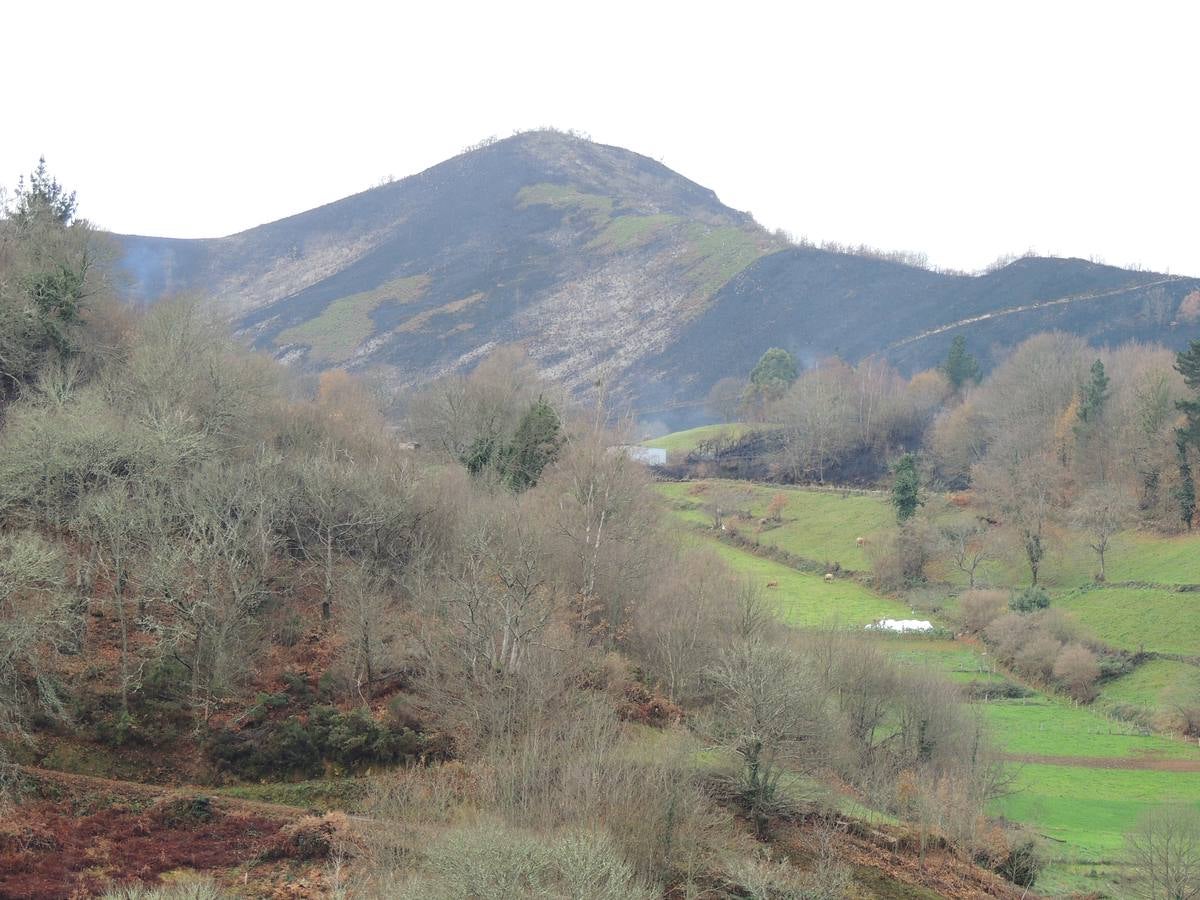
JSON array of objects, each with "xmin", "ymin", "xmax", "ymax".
[
  {"xmin": 1072, "ymin": 484, "xmax": 1134, "ymax": 582},
  {"xmin": 0, "ymin": 532, "xmax": 72, "ymax": 754},
  {"xmin": 940, "ymin": 516, "xmax": 994, "ymax": 588},
  {"xmin": 1125, "ymin": 805, "xmax": 1200, "ymax": 900},
  {"xmin": 708, "ymin": 642, "xmax": 825, "ymax": 835}
]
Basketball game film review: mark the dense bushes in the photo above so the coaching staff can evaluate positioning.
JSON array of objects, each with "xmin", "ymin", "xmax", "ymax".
[
  {"xmin": 979, "ymin": 602, "xmax": 1107, "ymax": 701},
  {"xmin": 371, "ymin": 823, "xmax": 656, "ymax": 900},
  {"xmin": 207, "ymin": 706, "xmax": 422, "ymax": 780}
]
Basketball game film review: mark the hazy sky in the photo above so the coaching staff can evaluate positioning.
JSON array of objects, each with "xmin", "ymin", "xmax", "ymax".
[{"xmin": 6, "ymin": 1, "xmax": 1197, "ymax": 274}]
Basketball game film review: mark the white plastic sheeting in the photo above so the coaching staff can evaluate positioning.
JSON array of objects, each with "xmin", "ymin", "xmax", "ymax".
[{"xmin": 866, "ymin": 618, "xmax": 934, "ymax": 633}]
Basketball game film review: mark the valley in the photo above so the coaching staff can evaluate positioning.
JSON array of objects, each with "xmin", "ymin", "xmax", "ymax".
[{"xmin": 650, "ymin": 470, "xmax": 1200, "ymax": 896}]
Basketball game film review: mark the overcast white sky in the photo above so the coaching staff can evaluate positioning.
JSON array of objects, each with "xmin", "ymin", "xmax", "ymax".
[{"xmin": 5, "ymin": 0, "xmax": 1197, "ymax": 274}]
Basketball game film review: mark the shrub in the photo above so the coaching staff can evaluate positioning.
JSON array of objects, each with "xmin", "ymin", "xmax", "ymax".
[
  {"xmin": 1053, "ymin": 644, "xmax": 1101, "ymax": 702},
  {"xmin": 731, "ymin": 848, "xmax": 851, "ymax": 900},
  {"xmin": 262, "ymin": 811, "xmax": 358, "ymax": 861},
  {"xmin": 986, "ymin": 612, "xmax": 1037, "ymax": 663},
  {"xmin": 1014, "ymin": 635, "xmax": 1062, "ymax": 681},
  {"xmin": 963, "ymin": 680, "xmax": 1033, "ymax": 701},
  {"xmin": 957, "ymin": 589, "xmax": 1009, "ymax": 634},
  {"xmin": 207, "ymin": 706, "xmax": 422, "ymax": 780},
  {"xmin": 868, "ymin": 519, "xmax": 936, "ymax": 592},
  {"xmin": 1010, "ymin": 586, "xmax": 1050, "ymax": 613},
  {"xmin": 101, "ymin": 877, "xmax": 225, "ymax": 900},
  {"xmin": 990, "ymin": 831, "xmax": 1043, "ymax": 887},
  {"xmin": 382, "ymin": 823, "xmax": 655, "ymax": 900},
  {"xmin": 148, "ymin": 794, "xmax": 214, "ymax": 827}
]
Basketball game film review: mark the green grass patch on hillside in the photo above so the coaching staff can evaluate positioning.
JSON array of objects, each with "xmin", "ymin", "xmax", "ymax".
[
  {"xmin": 680, "ymin": 223, "xmax": 772, "ymax": 299},
  {"xmin": 276, "ymin": 274, "xmax": 430, "ymax": 362},
  {"xmin": 516, "ymin": 183, "xmax": 613, "ymax": 221},
  {"xmin": 656, "ymin": 481, "xmax": 891, "ymax": 571},
  {"xmin": 981, "ymin": 696, "xmax": 1199, "ymax": 759},
  {"xmin": 1103, "ymin": 532, "xmax": 1200, "ymax": 586},
  {"xmin": 698, "ymin": 537, "xmax": 908, "ymax": 627},
  {"xmin": 643, "ymin": 424, "xmax": 752, "ymax": 453},
  {"xmin": 981, "ymin": 528, "xmax": 1200, "ymax": 592},
  {"xmin": 991, "ymin": 764, "xmax": 1200, "ymax": 857},
  {"xmin": 884, "ymin": 639, "xmax": 1002, "ymax": 683},
  {"xmin": 589, "ymin": 213, "xmax": 680, "ymax": 250},
  {"xmin": 1057, "ymin": 586, "xmax": 1200, "ymax": 656},
  {"xmin": 1098, "ymin": 659, "xmax": 1200, "ymax": 717}
]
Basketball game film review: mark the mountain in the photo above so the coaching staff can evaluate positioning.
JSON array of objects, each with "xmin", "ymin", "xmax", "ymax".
[{"xmin": 113, "ymin": 131, "xmax": 1200, "ymax": 426}]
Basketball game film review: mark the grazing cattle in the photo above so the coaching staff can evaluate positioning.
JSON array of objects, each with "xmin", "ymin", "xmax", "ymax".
[
  {"xmin": 855, "ymin": 536, "xmax": 865, "ymax": 548},
  {"xmin": 824, "ymin": 573, "xmax": 834, "ymax": 583},
  {"xmin": 766, "ymin": 580, "xmax": 779, "ymax": 588}
]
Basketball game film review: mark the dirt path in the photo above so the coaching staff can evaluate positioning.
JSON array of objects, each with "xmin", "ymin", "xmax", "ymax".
[
  {"xmin": 1002, "ymin": 752, "xmax": 1200, "ymax": 771},
  {"xmin": 16, "ymin": 764, "xmax": 310, "ymax": 820},
  {"xmin": 888, "ymin": 276, "xmax": 1185, "ymax": 350}
]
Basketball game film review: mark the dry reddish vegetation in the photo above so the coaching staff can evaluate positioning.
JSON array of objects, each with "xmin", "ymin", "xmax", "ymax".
[
  {"xmin": 780, "ymin": 820, "xmax": 1037, "ymax": 900},
  {"xmin": 0, "ymin": 800, "xmax": 283, "ymax": 900}
]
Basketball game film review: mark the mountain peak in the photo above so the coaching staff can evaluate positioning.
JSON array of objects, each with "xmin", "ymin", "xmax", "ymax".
[{"xmin": 113, "ymin": 139, "xmax": 1200, "ymax": 424}]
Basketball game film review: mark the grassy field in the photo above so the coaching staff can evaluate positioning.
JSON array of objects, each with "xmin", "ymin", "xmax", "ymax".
[
  {"xmin": 992, "ymin": 764, "xmax": 1200, "ymax": 853},
  {"xmin": 642, "ymin": 424, "xmax": 753, "ymax": 454},
  {"xmin": 699, "ymin": 538, "xmax": 908, "ymax": 627},
  {"xmin": 980, "ymin": 697, "xmax": 1199, "ymax": 759},
  {"xmin": 1098, "ymin": 658, "xmax": 1200, "ymax": 715},
  {"xmin": 657, "ymin": 481, "xmax": 891, "ymax": 570},
  {"xmin": 680, "ymin": 223, "xmax": 776, "ymax": 298},
  {"xmin": 590, "ymin": 213, "xmax": 680, "ymax": 251},
  {"xmin": 1056, "ymin": 586, "xmax": 1200, "ymax": 656}
]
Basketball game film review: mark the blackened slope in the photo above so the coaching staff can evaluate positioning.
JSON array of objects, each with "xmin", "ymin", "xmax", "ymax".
[
  {"xmin": 633, "ymin": 250, "xmax": 1200, "ymax": 423},
  {"xmin": 114, "ymin": 131, "xmax": 778, "ymax": 393}
]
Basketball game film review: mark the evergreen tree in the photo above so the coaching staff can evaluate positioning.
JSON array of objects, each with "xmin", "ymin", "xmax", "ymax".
[
  {"xmin": 11, "ymin": 156, "xmax": 77, "ymax": 226},
  {"xmin": 1077, "ymin": 359, "xmax": 1109, "ymax": 424},
  {"xmin": 891, "ymin": 453, "xmax": 922, "ymax": 523},
  {"xmin": 1174, "ymin": 341, "xmax": 1200, "ymax": 528},
  {"xmin": 1176, "ymin": 340, "xmax": 1200, "ymax": 447},
  {"xmin": 502, "ymin": 397, "xmax": 563, "ymax": 491},
  {"xmin": 941, "ymin": 335, "xmax": 981, "ymax": 390},
  {"xmin": 1177, "ymin": 439, "xmax": 1196, "ymax": 531},
  {"xmin": 0, "ymin": 159, "xmax": 90, "ymax": 398},
  {"xmin": 749, "ymin": 348, "xmax": 798, "ymax": 391}
]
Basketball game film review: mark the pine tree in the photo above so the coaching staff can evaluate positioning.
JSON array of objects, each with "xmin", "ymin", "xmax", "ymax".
[
  {"xmin": 891, "ymin": 453, "xmax": 922, "ymax": 523},
  {"xmin": 11, "ymin": 156, "xmax": 77, "ymax": 226},
  {"xmin": 502, "ymin": 397, "xmax": 562, "ymax": 491},
  {"xmin": 941, "ymin": 335, "xmax": 981, "ymax": 390},
  {"xmin": 1174, "ymin": 341, "xmax": 1200, "ymax": 528},
  {"xmin": 1176, "ymin": 440, "xmax": 1195, "ymax": 531},
  {"xmin": 1077, "ymin": 359, "xmax": 1109, "ymax": 424}
]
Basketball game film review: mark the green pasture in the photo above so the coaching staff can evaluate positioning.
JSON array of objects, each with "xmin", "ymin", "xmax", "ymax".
[
  {"xmin": 980, "ymin": 696, "xmax": 1199, "ymax": 759},
  {"xmin": 991, "ymin": 764, "xmax": 1200, "ymax": 857},
  {"xmin": 1057, "ymin": 586, "xmax": 1200, "ymax": 656},
  {"xmin": 1098, "ymin": 658, "xmax": 1200, "ymax": 716},
  {"xmin": 697, "ymin": 538, "xmax": 908, "ymax": 628},
  {"xmin": 643, "ymin": 424, "xmax": 753, "ymax": 454},
  {"xmin": 656, "ymin": 480, "xmax": 891, "ymax": 571},
  {"xmin": 993, "ymin": 764, "xmax": 1200, "ymax": 896}
]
